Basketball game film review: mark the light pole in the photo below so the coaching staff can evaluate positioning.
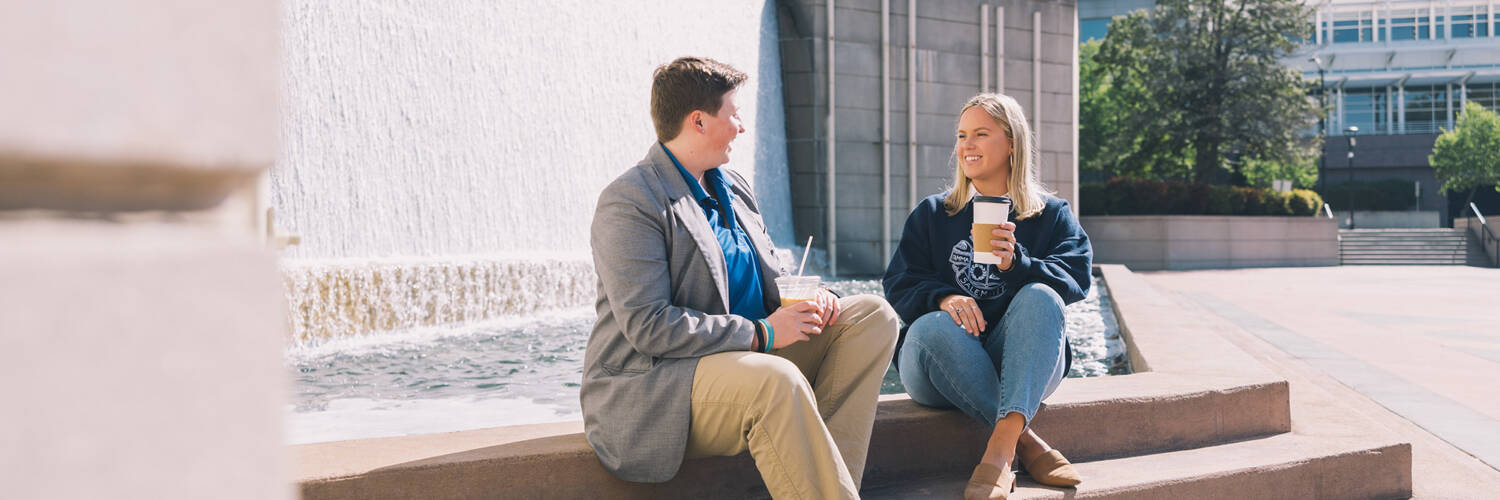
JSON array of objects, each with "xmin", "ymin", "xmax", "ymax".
[
  {"xmin": 1345, "ymin": 126, "xmax": 1358, "ymax": 229},
  {"xmin": 1310, "ymin": 56, "xmax": 1328, "ymax": 192}
]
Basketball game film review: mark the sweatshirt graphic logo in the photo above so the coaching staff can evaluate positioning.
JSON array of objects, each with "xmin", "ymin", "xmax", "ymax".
[{"xmin": 949, "ymin": 239, "xmax": 1006, "ymax": 299}]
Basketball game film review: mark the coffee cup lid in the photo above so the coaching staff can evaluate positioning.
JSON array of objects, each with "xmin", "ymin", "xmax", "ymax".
[{"xmin": 973, "ymin": 195, "xmax": 1011, "ymax": 204}]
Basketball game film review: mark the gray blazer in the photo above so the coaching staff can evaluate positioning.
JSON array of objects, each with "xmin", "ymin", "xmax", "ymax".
[{"xmin": 582, "ymin": 144, "xmax": 784, "ymax": 483}]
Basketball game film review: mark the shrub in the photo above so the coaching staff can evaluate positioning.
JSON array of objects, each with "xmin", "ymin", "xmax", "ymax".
[
  {"xmin": 1288, "ymin": 189, "xmax": 1322, "ymax": 215},
  {"xmin": 1079, "ymin": 183, "xmax": 1107, "ymax": 215},
  {"xmin": 1078, "ymin": 179, "xmax": 1324, "ymax": 216}
]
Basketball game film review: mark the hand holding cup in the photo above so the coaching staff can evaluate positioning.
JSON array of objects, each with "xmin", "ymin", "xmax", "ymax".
[
  {"xmin": 766, "ymin": 300, "xmax": 822, "ymax": 348},
  {"xmin": 987, "ymin": 221, "xmax": 1018, "ymax": 271},
  {"xmin": 970, "ymin": 195, "xmax": 1012, "ymax": 270}
]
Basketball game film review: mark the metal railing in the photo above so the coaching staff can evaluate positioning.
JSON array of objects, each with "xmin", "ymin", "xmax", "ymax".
[{"xmin": 1469, "ymin": 202, "xmax": 1499, "ymax": 267}]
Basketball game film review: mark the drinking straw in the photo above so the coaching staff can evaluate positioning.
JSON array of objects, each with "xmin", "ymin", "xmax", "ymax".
[{"xmin": 797, "ymin": 235, "xmax": 814, "ymax": 276}]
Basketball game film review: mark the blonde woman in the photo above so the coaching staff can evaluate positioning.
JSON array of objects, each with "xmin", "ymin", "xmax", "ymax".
[{"xmin": 882, "ymin": 93, "xmax": 1093, "ymax": 500}]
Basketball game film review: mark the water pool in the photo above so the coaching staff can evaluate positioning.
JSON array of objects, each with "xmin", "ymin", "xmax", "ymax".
[{"xmin": 287, "ymin": 276, "xmax": 1127, "ymax": 444}]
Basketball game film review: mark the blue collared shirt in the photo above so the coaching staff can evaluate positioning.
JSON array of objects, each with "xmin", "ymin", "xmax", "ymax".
[{"xmin": 661, "ymin": 143, "xmax": 768, "ymax": 321}]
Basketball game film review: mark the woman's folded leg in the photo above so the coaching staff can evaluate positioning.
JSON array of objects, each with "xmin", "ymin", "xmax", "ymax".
[
  {"xmin": 984, "ymin": 283, "xmax": 1068, "ymax": 426},
  {"xmin": 896, "ymin": 310, "xmax": 1002, "ymax": 425}
]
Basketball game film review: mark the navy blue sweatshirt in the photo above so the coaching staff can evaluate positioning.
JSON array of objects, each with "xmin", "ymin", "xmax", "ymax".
[{"xmin": 883, "ymin": 192, "xmax": 1093, "ymax": 370}]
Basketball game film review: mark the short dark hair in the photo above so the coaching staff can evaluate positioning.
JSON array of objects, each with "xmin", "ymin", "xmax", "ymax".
[{"xmin": 650, "ymin": 57, "xmax": 747, "ymax": 142}]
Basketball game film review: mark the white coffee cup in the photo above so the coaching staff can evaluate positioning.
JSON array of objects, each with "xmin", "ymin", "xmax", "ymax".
[{"xmin": 971, "ymin": 195, "xmax": 1012, "ymax": 265}]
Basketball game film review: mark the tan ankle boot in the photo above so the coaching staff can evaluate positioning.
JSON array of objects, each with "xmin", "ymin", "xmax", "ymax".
[{"xmin": 963, "ymin": 463, "xmax": 1016, "ymax": 500}]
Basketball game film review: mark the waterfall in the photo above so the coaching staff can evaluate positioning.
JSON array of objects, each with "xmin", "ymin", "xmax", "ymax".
[{"xmin": 275, "ymin": 1, "xmax": 793, "ymax": 341}]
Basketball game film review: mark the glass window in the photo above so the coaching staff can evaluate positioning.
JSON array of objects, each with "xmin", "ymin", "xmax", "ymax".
[
  {"xmin": 1342, "ymin": 88, "xmax": 1389, "ymax": 135},
  {"xmin": 1389, "ymin": 12, "xmax": 1419, "ymax": 40},
  {"xmin": 1334, "ymin": 20, "xmax": 1360, "ymax": 43},
  {"xmin": 1404, "ymin": 85, "xmax": 1448, "ymax": 134},
  {"xmin": 1080, "ymin": 18, "xmax": 1111, "ymax": 43},
  {"xmin": 1467, "ymin": 83, "xmax": 1499, "ymax": 114},
  {"xmin": 1331, "ymin": 11, "xmax": 1376, "ymax": 43},
  {"xmin": 1453, "ymin": 14, "xmax": 1475, "ymax": 38},
  {"xmin": 1449, "ymin": 9, "xmax": 1488, "ymax": 38}
]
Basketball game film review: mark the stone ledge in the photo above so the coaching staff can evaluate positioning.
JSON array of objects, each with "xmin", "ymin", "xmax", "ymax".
[
  {"xmin": 296, "ymin": 373, "xmax": 1289, "ymax": 500},
  {"xmin": 0, "ymin": 152, "xmax": 260, "ymax": 212},
  {"xmin": 866, "ymin": 432, "xmax": 1412, "ymax": 499},
  {"xmin": 293, "ymin": 265, "xmax": 1297, "ymax": 499}
]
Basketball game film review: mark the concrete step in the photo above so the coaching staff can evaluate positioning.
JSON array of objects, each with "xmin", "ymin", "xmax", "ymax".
[
  {"xmin": 1344, "ymin": 253, "xmax": 1465, "ymax": 257},
  {"xmin": 1339, "ymin": 229, "xmax": 1463, "ymax": 234},
  {"xmin": 1339, "ymin": 238, "xmax": 1465, "ymax": 243},
  {"xmin": 1340, "ymin": 239, "xmax": 1464, "ymax": 245},
  {"xmin": 1339, "ymin": 229, "xmax": 1469, "ymax": 266},
  {"xmin": 1340, "ymin": 246, "xmax": 1466, "ymax": 251},
  {"xmin": 293, "ymin": 375, "xmax": 1291, "ymax": 500},
  {"xmin": 1344, "ymin": 232, "xmax": 1458, "ymax": 238},
  {"xmin": 1339, "ymin": 232, "xmax": 1464, "ymax": 237},
  {"xmin": 1344, "ymin": 246, "xmax": 1458, "ymax": 250},
  {"xmin": 1341, "ymin": 258, "xmax": 1466, "ymax": 263},
  {"xmin": 1342, "ymin": 261, "xmax": 1466, "ymax": 266},
  {"xmin": 862, "ymin": 432, "xmax": 1411, "ymax": 499},
  {"xmin": 290, "ymin": 266, "xmax": 1410, "ymax": 500}
]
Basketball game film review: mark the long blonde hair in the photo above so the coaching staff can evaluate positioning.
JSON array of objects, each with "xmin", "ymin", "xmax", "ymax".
[{"xmin": 942, "ymin": 93, "xmax": 1051, "ymax": 219}]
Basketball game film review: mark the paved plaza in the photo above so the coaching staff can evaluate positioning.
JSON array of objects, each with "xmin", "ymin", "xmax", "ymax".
[{"xmin": 1141, "ymin": 265, "xmax": 1500, "ymax": 498}]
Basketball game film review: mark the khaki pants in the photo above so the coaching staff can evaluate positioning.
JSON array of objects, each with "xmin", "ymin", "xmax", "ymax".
[{"xmin": 686, "ymin": 294, "xmax": 900, "ymax": 500}]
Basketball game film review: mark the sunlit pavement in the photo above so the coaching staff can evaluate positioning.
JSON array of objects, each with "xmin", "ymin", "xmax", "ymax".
[{"xmin": 1141, "ymin": 265, "xmax": 1500, "ymax": 497}]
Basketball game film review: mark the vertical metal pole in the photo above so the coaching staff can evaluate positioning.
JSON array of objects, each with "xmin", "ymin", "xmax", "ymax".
[
  {"xmin": 1384, "ymin": 4, "xmax": 1392, "ymax": 42},
  {"xmin": 1071, "ymin": 1, "xmax": 1080, "ymax": 212},
  {"xmin": 1430, "ymin": 4, "xmax": 1438, "ymax": 40},
  {"xmin": 908, "ymin": 0, "xmax": 918, "ymax": 212},
  {"xmin": 882, "ymin": 0, "xmax": 892, "ymax": 262},
  {"xmin": 996, "ymin": 6, "xmax": 1005, "ymax": 93},
  {"xmin": 1445, "ymin": 2, "xmax": 1452, "ymax": 40},
  {"xmin": 1335, "ymin": 84, "xmax": 1344, "ymax": 131},
  {"xmin": 1398, "ymin": 82, "xmax": 1406, "ymax": 133},
  {"xmin": 1380, "ymin": 85, "xmax": 1392, "ymax": 132},
  {"xmin": 1032, "ymin": 11, "xmax": 1041, "ymax": 133},
  {"xmin": 1447, "ymin": 82, "xmax": 1454, "ymax": 130},
  {"xmin": 827, "ymin": 0, "xmax": 838, "ymax": 276},
  {"xmin": 1461, "ymin": 78, "xmax": 1468, "ymax": 117},
  {"xmin": 1314, "ymin": 8, "xmax": 1322, "ymax": 45},
  {"xmin": 981, "ymin": 6, "xmax": 991, "ymax": 92}
]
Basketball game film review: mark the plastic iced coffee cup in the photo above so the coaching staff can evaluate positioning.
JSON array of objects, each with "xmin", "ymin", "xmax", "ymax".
[
  {"xmin": 775, "ymin": 275, "xmax": 821, "ymax": 308},
  {"xmin": 971, "ymin": 195, "xmax": 1012, "ymax": 265}
]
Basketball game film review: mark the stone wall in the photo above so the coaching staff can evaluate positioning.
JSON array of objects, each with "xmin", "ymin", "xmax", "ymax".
[
  {"xmin": 779, "ymin": 0, "xmax": 1079, "ymax": 277},
  {"xmin": 1332, "ymin": 210, "xmax": 1442, "ymax": 229},
  {"xmin": 1083, "ymin": 215, "xmax": 1340, "ymax": 270}
]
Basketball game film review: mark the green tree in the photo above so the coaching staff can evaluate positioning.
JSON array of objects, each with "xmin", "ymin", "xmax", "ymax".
[
  {"xmin": 1240, "ymin": 155, "xmax": 1318, "ymax": 189},
  {"xmin": 1080, "ymin": 40, "xmax": 1193, "ymax": 180},
  {"xmin": 1430, "ymin": 102, "xmax": 1500, "ymax": 208},
  {"xmin": 1094, "ymin": 0, "xmax": 1320, "ymax": 184}
]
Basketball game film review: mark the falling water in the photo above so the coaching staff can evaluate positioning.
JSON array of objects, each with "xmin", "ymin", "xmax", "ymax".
[{"xmin": 275, "ymin": 1, "xmax": 793, "ymax": 341}]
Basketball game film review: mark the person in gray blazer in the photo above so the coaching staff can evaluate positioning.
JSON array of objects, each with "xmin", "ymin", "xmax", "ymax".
[{"xmin": 582, "ymin": 56, "xmax": 899, "ymax": 499}]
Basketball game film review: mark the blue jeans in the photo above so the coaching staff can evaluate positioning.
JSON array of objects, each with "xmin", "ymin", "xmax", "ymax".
[{"xmin": 897, "ymin": 283, "xmax": 1067, "ymax": 426}]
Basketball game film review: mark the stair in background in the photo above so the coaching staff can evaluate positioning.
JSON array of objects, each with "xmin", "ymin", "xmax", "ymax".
[{"xmin": 1340, "ymin": 228, "xmax": 1467, "ymax": 265}]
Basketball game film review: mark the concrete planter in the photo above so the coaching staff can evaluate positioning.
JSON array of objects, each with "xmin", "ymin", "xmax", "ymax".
[{"xmin": 1080, "ymin": 215, "xmax": 1339, "ymax": 271}]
